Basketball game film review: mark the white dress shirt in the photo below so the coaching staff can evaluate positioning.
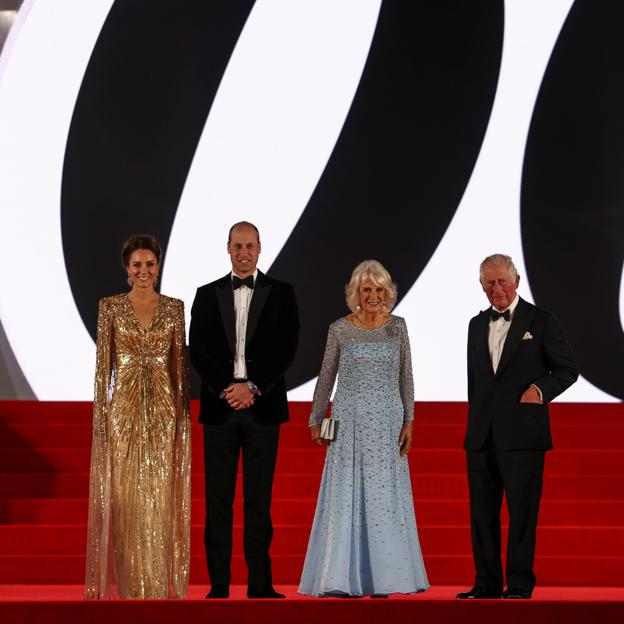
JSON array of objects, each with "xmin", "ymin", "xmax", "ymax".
[
  {"xmin": 488, "ymin": 294, "xmax": 519, "ymax": 374},
  {"xmin": 487, "ymin": 294, "xmax": 543, "ymax": 402},
  {"xmin": 232, "ymin": 270, "xmax": 257, "ymax": 380}
]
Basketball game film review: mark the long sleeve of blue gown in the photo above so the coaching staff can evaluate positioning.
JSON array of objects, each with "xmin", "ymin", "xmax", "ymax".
[
  {"xmin": 308, "ymin": 323, "xmax": 340, "ymax": 426},
  {"xmin": 399, "ymin": 318, "xmax": 415, "ymax": 422}
]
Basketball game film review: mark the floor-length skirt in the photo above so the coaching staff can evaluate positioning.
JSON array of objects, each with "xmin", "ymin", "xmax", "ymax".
[{"xmin": 299, "ymin": 393, "xmax": 429, "ymax": 596}]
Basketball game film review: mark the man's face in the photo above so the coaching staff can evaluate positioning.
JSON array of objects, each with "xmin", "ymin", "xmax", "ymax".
[
  {"xmin": 481, "ymin": 263, "xmax": 519, "ymax": 311},
  {"xmin": 227, "ymin": 226, "xmax": 261, "ymax": 276}
]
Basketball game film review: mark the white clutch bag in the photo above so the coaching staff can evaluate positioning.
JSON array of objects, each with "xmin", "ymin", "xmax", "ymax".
[{"xmin": 319, "ymin": 418, "xmax": 336, "ymax": 441}]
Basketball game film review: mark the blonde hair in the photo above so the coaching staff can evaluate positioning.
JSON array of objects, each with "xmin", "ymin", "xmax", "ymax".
[{"xmin": 345, "ymin": 260, "xmax": 397, "ymax": 312}]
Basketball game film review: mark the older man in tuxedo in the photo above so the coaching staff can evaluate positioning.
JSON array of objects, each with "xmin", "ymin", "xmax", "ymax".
[
  {"xmin": 190, "ymin": 221, "xmax": 299, "ymax": 599},
  {"xmin": 457, "ymin": 254, "xmax": 578, "ymax": 600}
]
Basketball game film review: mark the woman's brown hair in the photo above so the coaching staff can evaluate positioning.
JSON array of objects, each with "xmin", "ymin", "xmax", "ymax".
[{"xmin": 121, "ymin": 234, "xmax": 162, "ymax": 267}]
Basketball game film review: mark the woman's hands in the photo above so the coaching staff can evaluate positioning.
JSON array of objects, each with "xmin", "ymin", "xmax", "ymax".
[
  {"xmin": 312, "ymin": 421, "xmax": 412, "ymax": 453},
  {"xmin": 399, "ymin": 422, "xmax": 413, "ymax": 457},
  {"xmin": 310, "ymin": 424, "xmax": 328, "ymax": 446}
]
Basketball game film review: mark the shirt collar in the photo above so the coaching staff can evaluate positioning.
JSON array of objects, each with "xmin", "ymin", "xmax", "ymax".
[
  {"xmin": 231, "ymin": 269, "xmax": 258, "ymax": 281},
  {"xmin": 491, "ymin": 294, "xmax": 519, "ymax": 318}
]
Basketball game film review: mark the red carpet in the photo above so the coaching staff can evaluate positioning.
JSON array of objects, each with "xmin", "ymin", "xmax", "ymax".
[
  {"xmin": 1, "ymin": 401, "xmax": 623, "ymax": 585},
  {"xmin": 0, "ymin": 401, "xmax": 623, "ymax": 621},
  {"xmin": 0, "ymin": 585, "xmax": 622, "ymax": 624}
]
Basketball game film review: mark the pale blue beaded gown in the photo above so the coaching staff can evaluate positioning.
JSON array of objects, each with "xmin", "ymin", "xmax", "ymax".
[{"xmin": 298, "ymin": 316, "xmax": 429, "ymax": 597}]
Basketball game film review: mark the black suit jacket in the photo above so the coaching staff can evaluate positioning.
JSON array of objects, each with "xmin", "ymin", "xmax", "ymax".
[
  {"xmin": 189, "ymin": 270, "xmax": 299, "ymax": 424},
  {"xmin": 465, "ymin": 297, "xmax": 578, "ymax": 451}
]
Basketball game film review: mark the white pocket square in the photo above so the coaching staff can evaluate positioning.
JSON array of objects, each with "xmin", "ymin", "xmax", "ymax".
[{"xmin": 522, "ymin": 332, "xmax": 533, "ymax": 341}]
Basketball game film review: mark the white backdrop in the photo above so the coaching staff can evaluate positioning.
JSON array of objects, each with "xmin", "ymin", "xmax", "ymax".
[{"xmin": 0, "ymin": 0, "xmax": 620, "ymax": 401}]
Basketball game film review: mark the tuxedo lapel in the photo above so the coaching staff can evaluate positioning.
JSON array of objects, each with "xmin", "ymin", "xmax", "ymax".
[
  {"xmin": 247, "ymin": 271, "xmax": 271, "ymax": 343},
  {"xmin": 475, "ymin": 310, "xmax": 494, "ymax": 377},
  {"xmin": 215, "ymin": 275, "xmax": 236, "ymax": 355},
  {"xmin": 495, "ymin": 298, "xmax": 535, "ymax": 377}
]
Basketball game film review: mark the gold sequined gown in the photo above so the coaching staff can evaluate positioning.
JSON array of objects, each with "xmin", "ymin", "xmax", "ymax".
[{"xmin": 85, "ymin": 294, "xmax": 191, "ymax": 599}]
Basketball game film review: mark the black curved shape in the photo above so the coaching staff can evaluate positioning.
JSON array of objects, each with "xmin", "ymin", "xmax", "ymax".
[
  {"xmin": 268, "ymin": 1, "xmax": 504, "ymax": 389},
  {"xmin": 522, "ymin": 0, "xmax": 624, "ymax": 399},
  {"xmin": 61, "ymin": 0, "xmax": 255, "ymax": 340}
]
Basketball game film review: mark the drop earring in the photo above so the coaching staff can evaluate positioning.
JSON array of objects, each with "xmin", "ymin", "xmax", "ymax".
[{"xmin": 127, "ymin": 274, "xmax": 132, "ymax": 287}]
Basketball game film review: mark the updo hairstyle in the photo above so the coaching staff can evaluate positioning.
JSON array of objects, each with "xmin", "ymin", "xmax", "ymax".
[{"xmin": 121, "ymin": 234, "xmax": 162, "ymax": 268}]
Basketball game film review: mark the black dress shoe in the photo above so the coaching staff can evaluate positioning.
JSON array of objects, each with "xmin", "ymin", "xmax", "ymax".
[
  {"xmin": 205, "ymin": 584, "xmax": 229, "ymax": 599},
  {"xmin": 502, "ymin": 588, "xmax": 532, "ymax": 599},
  {"xmin": 247, "ymin": 586, "xmax": 285, "ymax": 599},
  {"xmin": 456, "ymin": 586, "xmax": 501, "ymax": 599}
]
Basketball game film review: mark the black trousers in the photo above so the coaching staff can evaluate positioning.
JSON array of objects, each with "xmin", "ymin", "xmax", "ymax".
[
  {"xmin": 466, "ymin": 435, "xmax": 545, "ymax": 593},
  {"xmin": 203, "ymin": 409, "xmax": 280, "ymax": 590}
]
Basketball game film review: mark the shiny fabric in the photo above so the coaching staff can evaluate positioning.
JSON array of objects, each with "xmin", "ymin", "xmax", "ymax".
[
  {"xmin": 299, "ymin": 316, "xmax": 429, "ymax": 596},
  {"xmin": 85, "ymin": 294, "xmax": 191, "ymax": 599}
]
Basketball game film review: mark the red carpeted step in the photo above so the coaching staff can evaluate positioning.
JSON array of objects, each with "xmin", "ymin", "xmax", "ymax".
[
  {"xmin": 3, "ymin": 421, "xmax": 624, "ymax": 451},
  {"xmin": 0, "ymin": 422, "xmax": 469, "ymax": 450},
  {"xmin": 548, "ymin": 425, "xmax": 624, "ymax": 449},
  {"xmin": 1, "ymin": 471, "xmax": 622, "ymax": 500},
  {"xmin": 0, "ymin": 499, "xmax": 88, "ymax": 524},
  {"xmin": 2, "ymin": 553, "xmax": 624, "ymax": 586},
  {"xmin": 1, "ymin": 401, "xmax": 623, "ymax": 589},
  {"xmin": 2, "ymin": 524, "xmax": 622, "ymax": 557},
  {"xmin": 0, "ymin": 402, "xmax": 93, "ymax": 424},
  {"xmin": 408, "ymin": 423, "xmax": 624, "ymax": 450},
  {"xmin": 0, "ymin": 423, "xmax": 326, "ymax": 450},
  {"xmin": 4, "ymin": 497, "xmax": 624, "ymax": 526},
  {"xmin": 2, "ymin": 400, "xmax": 622, "ymax": 424},
  {"xmin": 3, "ymin": 448, "xmax": 622, "ymax": 476},
  {"xmin": 2, "ymin": 590, "xmax": 624, "ymax": 624},
  {"xmin": 0, "ymin": 498, "xmax": 315, "ymax": 526}
]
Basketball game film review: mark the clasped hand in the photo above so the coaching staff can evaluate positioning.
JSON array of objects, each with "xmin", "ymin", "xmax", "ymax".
[{"xmin": 223, "ymin": 383, "xmax": 254, "ymax": 410}]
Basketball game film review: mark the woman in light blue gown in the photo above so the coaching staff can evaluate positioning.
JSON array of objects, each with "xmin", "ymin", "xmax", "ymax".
[{"xmin": 298, "ymin": 260, "xmax": 429, "ymax": 597}]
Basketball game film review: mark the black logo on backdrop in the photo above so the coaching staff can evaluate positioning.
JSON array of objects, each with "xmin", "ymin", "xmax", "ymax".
[
  {"xmin": 61, "ymin": 1, "xmax": 504, "ymax": 394},
  {"xmin": 61, "ymin": 0, "xmax": 256, "ymax": 341},
  {"xmin": 62, "ymin": 0, "xmax": 624, "ymax": 400},
  {"xmin": 522, "ymin": 0, "xmax": 624, "ymax": 399}
]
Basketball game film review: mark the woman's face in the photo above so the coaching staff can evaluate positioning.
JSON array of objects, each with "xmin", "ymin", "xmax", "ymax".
[
  {"xmin": 127, "ymin": 249, "xmax": 159, "ymax": 290},
  {"xmin": 358, "ymin": 278, "xmax": 386, "ymax": 314}
]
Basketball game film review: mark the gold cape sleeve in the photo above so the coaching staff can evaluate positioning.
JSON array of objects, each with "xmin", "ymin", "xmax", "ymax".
[
  {"xmin": 84, "ymin": 297, "xmax": 115, "ymax": 599},
  {"xmin": 169, "ymin": 299, "xmax": 191, "ymax": 597}
]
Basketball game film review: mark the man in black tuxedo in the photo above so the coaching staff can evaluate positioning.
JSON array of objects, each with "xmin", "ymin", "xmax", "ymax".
[
  {"xmin": 189, "ymin": 221, "xmax": 299, "ymax": 599},
  {"xmin": 457, "ymin": 254, "xmax": 578, "ymax": 600}
]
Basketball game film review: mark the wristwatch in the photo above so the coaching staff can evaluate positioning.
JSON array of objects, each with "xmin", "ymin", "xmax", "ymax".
[{"xmin": 247, "ymin": 381, "xmax": 259, "ymax": 395}]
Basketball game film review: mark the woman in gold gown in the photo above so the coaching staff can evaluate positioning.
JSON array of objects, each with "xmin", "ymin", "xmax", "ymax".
[{"xmin": 85, "ymin": 235, "xmax": 191, "ymax": 599}]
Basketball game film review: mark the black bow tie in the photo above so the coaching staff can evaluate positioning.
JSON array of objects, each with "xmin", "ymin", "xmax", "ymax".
[
  {"xmin": 232, "ymin": 275, "xmax": 254, "ymax": 290},
  {"xmin": 491, "ymin": 309, "xmax": 511, "ymax": 322}
]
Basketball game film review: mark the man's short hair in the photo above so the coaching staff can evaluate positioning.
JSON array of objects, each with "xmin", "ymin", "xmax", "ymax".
[
  {"xmin": 228, "ymin": 221, "xmax": 260, "ymax": 243},
  {"xmin": 479, "ymin": 253, "xmax": 518, "ymax": 283}
]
